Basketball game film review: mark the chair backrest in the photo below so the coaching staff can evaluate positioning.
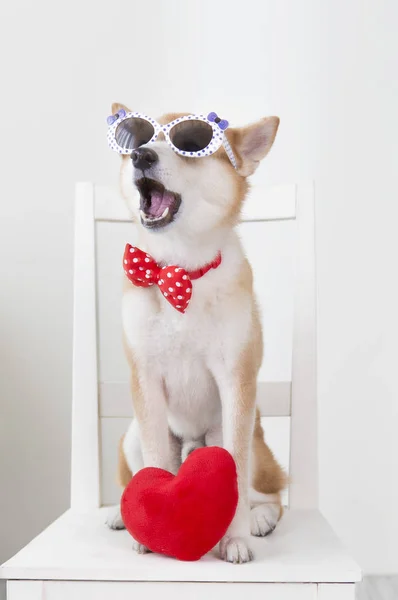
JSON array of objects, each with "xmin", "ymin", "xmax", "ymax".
[{"xmin": 70, "ymin": 181, "xmax": 317, "ymax": 512}]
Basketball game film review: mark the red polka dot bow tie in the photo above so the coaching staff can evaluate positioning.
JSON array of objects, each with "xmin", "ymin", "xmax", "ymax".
[{"xmin": 123, "ymin": 245, "xmax": 222, "ymax": 314}]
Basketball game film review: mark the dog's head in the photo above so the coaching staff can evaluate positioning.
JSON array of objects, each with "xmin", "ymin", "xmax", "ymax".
[{"xmin": 113, "ymin": 104, "xmax": 279, "ymax": 239}]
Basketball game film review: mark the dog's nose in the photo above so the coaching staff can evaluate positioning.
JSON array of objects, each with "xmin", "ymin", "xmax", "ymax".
[{"xmin": 131, "ymin": 147, "xmax": 158, "ymax": 170}]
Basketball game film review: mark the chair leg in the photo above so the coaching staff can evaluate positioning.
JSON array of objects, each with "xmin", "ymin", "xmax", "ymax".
[
  {"xmin": 318, "ymin": 583, "xmax": 357, "ymax": 599},
  {"xmin": 7, "ymin": 581, "xmax": 43, "ymax": 600}
]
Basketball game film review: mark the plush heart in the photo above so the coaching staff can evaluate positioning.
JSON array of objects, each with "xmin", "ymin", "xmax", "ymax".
[{"xmin": 121, "ymin": 447, "xmax": 238, "ymax": 561}]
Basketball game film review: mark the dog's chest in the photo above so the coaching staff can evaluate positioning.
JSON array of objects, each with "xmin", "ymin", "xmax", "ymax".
[
  {"xmin": 122, "ymin": 233, "xmax": 248, "ymax": 363},
  {"xmin": 123, "ymin": 279, "xmax": 227, "ymax": 437},
  {"xmin": 123, "ymin": 276, "xmax": 223, "ymax": 364},
  {"xmin": 122, "ymin": 243, "xmax": 251, "ymax": 438}
]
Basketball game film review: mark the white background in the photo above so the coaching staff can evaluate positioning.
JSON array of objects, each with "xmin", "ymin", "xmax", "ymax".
[{"xmin": 0, "ymin": 0, "xmax": 397, "ymax": 590}]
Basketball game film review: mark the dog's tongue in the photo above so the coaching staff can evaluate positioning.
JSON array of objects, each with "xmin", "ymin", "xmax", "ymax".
[{"xmin": 148, "ymin": 190, "xmax": 174, "ymax": 217}]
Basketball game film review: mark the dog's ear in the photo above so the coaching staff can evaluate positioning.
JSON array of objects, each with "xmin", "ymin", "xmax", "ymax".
[
  {"xmin": 111, "ymin": 102, "xmax": 131, "ymax": 115},
  {"xmin": 227, "ymin": 117, "xmax": 280, "ymax": 177}
]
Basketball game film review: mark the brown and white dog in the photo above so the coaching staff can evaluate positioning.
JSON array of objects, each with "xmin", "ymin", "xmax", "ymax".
[{"xmin": 106, "ymin": 104, "xmax": 286, "ymax": 563}]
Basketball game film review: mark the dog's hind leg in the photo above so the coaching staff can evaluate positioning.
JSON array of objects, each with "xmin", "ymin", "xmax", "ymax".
[{"xmin": 250, "ymin": 409, "xmax": 286, "ymax": 536}]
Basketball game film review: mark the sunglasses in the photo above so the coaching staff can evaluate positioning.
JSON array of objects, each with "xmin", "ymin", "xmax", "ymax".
[{"xmin": 106, "ymin": 110, "xmax": 237, "ymax": 169}]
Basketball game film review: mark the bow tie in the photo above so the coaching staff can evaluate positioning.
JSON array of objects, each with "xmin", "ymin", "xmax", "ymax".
[{"xmin": 123, "ymin": 245, "xmax": 222, "ymax": 313}]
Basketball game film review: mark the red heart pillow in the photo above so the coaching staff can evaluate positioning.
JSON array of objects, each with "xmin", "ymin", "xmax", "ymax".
[{"xmin": 121, "ymin": 447, "xmax": 238, "ymax": 561}]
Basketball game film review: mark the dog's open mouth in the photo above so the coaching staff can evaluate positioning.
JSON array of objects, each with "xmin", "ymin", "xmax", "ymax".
[{"xmin": 135, "ymin": 178, "xmax": 181, "ymax": 230}]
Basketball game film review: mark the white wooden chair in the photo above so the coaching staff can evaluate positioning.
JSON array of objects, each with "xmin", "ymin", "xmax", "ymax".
[{"xmin": 1, "ymin": 181, "xmax": 361, "ymax": 599}]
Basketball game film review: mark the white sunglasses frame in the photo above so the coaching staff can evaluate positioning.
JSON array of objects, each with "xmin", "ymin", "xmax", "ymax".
[{"xmin": 107, "ymin": 112, "xmax": 238, "ymax": 169}]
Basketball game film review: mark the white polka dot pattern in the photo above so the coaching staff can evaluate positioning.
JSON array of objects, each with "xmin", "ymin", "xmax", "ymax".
[
  {"xmin": 156, "ymin": 265, "xmax": 193, "ymax": 313},
  {"xmin": 106, "ymin": 111, "xmax": 238, "ymax": 168},
  {"xmin": 123, "ymin": 244, "xmax": 193, "ymax": 314}
]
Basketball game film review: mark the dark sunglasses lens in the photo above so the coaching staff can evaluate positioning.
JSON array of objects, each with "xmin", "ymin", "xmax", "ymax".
[
  {"xmin": 169, "ymin": 120, "xmax": 213, "ymax": 153},
  {"xmin": 115, "ymin": 117, "xmax": 155, "ymax": 150}
]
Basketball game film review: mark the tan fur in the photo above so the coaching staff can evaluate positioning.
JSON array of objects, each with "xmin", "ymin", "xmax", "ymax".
[
  {"xmin": 121, "ymin": 315, "xmax": 152, "ymax": 444},
  {"xmin": 117, "ymin": 434, "xmax": 132, "ymax": 488},
  {"xmin": 252, "ymin": 410, "xmax": 287, "ymax": 494},
  {"xmin": 231, "ymin": 260, "xmax": 285, "ymax": 502},
  {"xmin": 229, "ymin": 276, "xmax": 261, "ymax": 489},
  {"xmin": 234, "ymin": 260, "xmax": 263, "ymax": 391},
  {"xmin": 219, "ymin": 174, "xmax": 249, "ymax": 228},
  {"xmin": 111, "ymin": 102, "xmax": 285, "ymax": 557},
  {"xmin": 153, "ymin": 112, "xmax": 251, "ymax": 227},
  {"xmin": 115, "ymin": 127, "xmax": 285, "ymax": 496},
  {"xmin": 111, "ymin": 102, "xmax": 130, "ymax": 116},
  {"xmin": 110, "ymin": 103, "xmax": 263, "ymax": 223},
  {"xmin": 226, "ymin": 117, "xmax": 280, "ymax": 176},
  {"xmin": 124, "ymin": 343, "xmax": 148, "ymax": 424},
  {"xmin": 234, "ymin": 261, "xmax": 285, "ymax": 496}
]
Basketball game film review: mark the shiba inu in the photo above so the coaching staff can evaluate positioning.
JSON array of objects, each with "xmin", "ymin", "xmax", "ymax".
[{"xmin": 106, "ymin": 105, "xmax": 286, "ymax": 563}]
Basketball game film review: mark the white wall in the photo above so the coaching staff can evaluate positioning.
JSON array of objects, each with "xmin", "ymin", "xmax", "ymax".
[
  {"xmin": 316, "ymin": 0, "xmax": 398, "ymax": 573},
  {"xmin": 0, "ymin": 0, "xmax": 397, "ymax": 583}
]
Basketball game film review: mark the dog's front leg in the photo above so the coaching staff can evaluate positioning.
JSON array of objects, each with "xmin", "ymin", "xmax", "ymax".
[
  {"xmin": 107, "ymin": 364, "xmax": 170, "ymax": 542},
  {"xmin": 127, "ymin": 362, "xmax": 171, "ymax": 554},
  {"xmin": 130, "ymin": 363, "xmax": 170, "ymax": 470},
  {"xmin": 213, "ymin": 366, "xmax": 257, "ymax": 563}
]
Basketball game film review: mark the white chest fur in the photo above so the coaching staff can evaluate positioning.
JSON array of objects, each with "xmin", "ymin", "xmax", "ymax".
[{"xmin": 122, "ymin": 232, "xmax": 253, "ymax": 440}]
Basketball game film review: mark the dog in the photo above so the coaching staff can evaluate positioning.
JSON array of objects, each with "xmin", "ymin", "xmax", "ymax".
[{"xmin": 106, "ymin": 104, "xmax": 286, "ymax": 563}]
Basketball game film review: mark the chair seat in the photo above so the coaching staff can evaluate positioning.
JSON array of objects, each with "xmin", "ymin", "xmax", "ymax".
[{"xmin": 0, "ymin": 507, "xmax": 360, "ymax": 584}]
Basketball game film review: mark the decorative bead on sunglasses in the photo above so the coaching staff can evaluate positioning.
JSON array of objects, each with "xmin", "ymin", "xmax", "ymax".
[{"xmin": 106, "ymin": 111, "xmax": 238, "ymax": 169}]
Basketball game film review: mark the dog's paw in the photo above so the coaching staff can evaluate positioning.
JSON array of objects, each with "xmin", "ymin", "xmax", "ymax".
[
  {"xmin": 105, "ymin": 505, "xmax": 125, "ymax": 530},
  {"xmin": 219, "ymin": 536, "xmax": 254, "ymax": 564},
  {"xmin": 132, "ymin": 539, "xmax": 151, "ymax": 554},
  {"xmin": 250, "ymin": 503, "xmax": 280, "ymax": 537}
]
